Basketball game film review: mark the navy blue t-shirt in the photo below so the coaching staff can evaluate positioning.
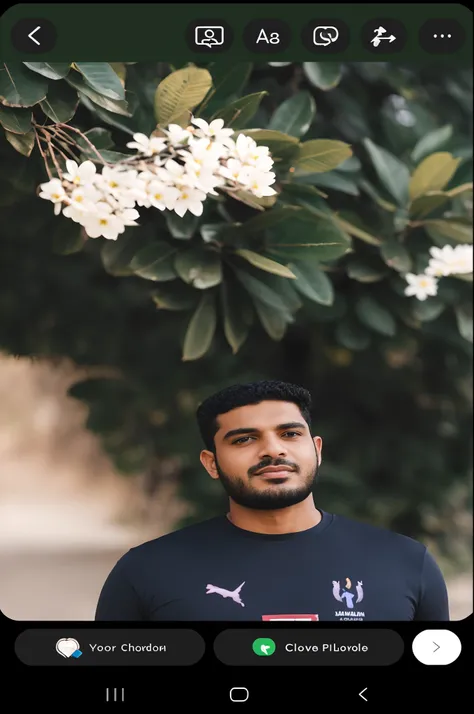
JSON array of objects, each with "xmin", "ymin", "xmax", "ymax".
[{"xmin": 95, "ymin": 510, "xmax": 450, "ymax": 621}]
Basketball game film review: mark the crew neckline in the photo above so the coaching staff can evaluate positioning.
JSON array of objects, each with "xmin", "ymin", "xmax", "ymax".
[{"xmin": 221, "ymin": 509, "xmax": 334, "ymax": 541}]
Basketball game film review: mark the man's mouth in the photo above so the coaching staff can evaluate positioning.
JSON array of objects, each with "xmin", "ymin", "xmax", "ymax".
[{"xmin": 255, "ymin": 466, "xmax": 295, "ymax": 476}]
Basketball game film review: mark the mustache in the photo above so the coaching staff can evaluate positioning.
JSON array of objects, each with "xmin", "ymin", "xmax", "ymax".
[{"xmin": 248, "ymin": 458, "xmax": 300, "ymax": 476}]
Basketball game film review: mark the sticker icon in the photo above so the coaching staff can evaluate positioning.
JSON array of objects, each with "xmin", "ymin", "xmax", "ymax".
[
  {"xmin": 252, "ymin": 637, "xmax": 276, "ymax": 656},
  {"xmin": 56, "ymin": 638, "xmax": 83, "ymax": 658}
]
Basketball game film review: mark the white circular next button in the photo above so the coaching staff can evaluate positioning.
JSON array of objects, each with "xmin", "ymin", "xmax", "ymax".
[{"xmin": 412, "ymin": 630, "xmax": 462, "ymax": 665}]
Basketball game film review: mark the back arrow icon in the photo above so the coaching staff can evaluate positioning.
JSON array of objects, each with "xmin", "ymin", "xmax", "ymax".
[
  {"xmin": 433, "ymin": 642, "xmax": 440, "ymax": 652},
  {"xmin": 28, "ymin": 26, "xmax": 41, "ymax": 46},
  {"xmin": 359, "ymin": 688, "xmax": 368, "ymax": 702}
]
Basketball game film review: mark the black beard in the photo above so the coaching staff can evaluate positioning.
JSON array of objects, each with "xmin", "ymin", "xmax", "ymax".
[{"xmin": 215, "ymin": 455, "xmax": 318, "ymax": 511}]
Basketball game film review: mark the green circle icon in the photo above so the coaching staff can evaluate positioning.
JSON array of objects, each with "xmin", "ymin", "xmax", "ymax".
[{"xmin": 252, "ymin": 637, "xmax": 276, "ymax": 656}]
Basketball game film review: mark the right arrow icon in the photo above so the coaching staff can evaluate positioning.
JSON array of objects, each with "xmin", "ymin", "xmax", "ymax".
[
  {"xmin": 359, "ymin": 688, "xmax": 368, "ymax": 702},
  {"xmin": 433, "ymin": 642, "xmax": 440, "ymax": 653}
]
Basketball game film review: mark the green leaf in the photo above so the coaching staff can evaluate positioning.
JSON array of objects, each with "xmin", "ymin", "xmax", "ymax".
[
  {"xmin": 267, "ymin": 213, "xmax": 351, "ymax": 262},
  {"xmin": 347, "ymin": 258, "xmax": 388, "ymax": 283},
  {"xmin": 303, "ymin": 62, "xmax": 341, "ymax": 90},
  {"xmin": 408, "ymin": 191, "xmax": 451, "ymax": 218},
  {"xmin": 5, "ymin": 129, "xmax": 35, "ymax": 156},
  {"xmin": 380, "ymin": 239, "xmax": 413, "ymax": 272},
  {"xmin": 76, "ymin": 94, "xmax": 135, "ymax": 135},
  {"xmin": 239, "ymin": 128, "xmax": 299, "ymax": 155},
  {"xmin": 155, "ymin": 66, "xmax": 212, "ymax": 126},
  {"xmin": 359, "ymin": 179, "xmax": 397, "ymax": 212},
  {"xmin": 239, "ymin": 206, "xmax": 302, "ymax": 235},
  {"xmin": 363, "ymin": 138, "xmax": 410, "ymax": 207},
  {"xmin": 207, "ymin": 62, "xmax": 253, "ymax": 103},
  {"xmin": 412, "ymin": 299, "xmax": 445, "ymax": 322},
  {"xmin": 77, "ymin": 127, "xmax": 114, "ymax": 151},
  {"xmin": 40, "ymin": 80, "xmax": 79, "ymax": 123},
  {"xmin": 235, "ymin": 249, "xmax": 296, "ymax": 278},
  {"xmin": 152, "ymin": 282, "xmax": 198, "ymax": 310},
  {"xmin": 23, "ymin": 62, "xmax": 70, "ymax": 80},
  {"xmin": 0, "ymin": 105, "xmax": 32, "ymax": 133},
  {"xmin": 423, "ymin": 219, "xmax": 473, "ymax": 243},
  {"xmin": 212, "ymin": 92, "xmax": 267, "ymax": 129},
  {"xmin": 454, "ymin": 303, "xmax": 473, "ymax": 342},
  {"xmin": 335, "ymin": 320, "xmax": 371, "ymax": 350},
  {"xmin": 101, "ymin": 228, "xmax": 154, "ymax": 276},
  {"xmin": 67, "ymin": 73, "xmax": 131, "ymax": 115},
  {"xmin": 0, "ymin": 62, "xmax": 48, "ymax": 107},
  {"xmin": 268, "ymin": 91, "xmax": 316, "ymax": 138},
  {"xmin": 74, "ymin": 62, "xmax": 125, "ymax": 100},
  {"xmin": 221, "ymin": 277, "xmax": 250, "ymax": 354},
  {"xmin": 130, "ymin": 242, "xmax": 178, "ymax": 281},
  {"xmin": 175, "ymin": 248, "xmax": 222, "ymax": 289},
  {"xmin": 281, "ymin": 183, "xmax": 332, "ymax": 215},
  {"xmin": 289, "ymin": 261, "xmax": 334, "ymax": 305},
  {"xmin": 295, "ymin": 170, "xmax": 359, "ymax": 195},
  {"xmin": 182, "ymin": 292, "xmax": 217, "ymax": 361},
  {"xmin": 296, "ymin": 139, "xmax": 352, "ymax": 173},
  {"xmin": 233, "ymin": 268, "xmax": 292, "ymax": 316},
  {"xmin": 411, "ymin": 125, "xmax": 453, "ymax": 164},
  {"xmin": 253, "ymin": 299, "xmax": 289, "ymax": 340},
  {"xmin": 409, "ymin": 152, "xmax": 461, "ymax": 201},
  {"xmin": 355, "ymin": 296, "xmax": 397, "ymax": 337},
  {"xmin": 165, "ymin": 210, "xmax": 199, "ymax": 239},
  {"xmin": 333, "ymin": 213, "xmax": 381, "ymax": 246}
]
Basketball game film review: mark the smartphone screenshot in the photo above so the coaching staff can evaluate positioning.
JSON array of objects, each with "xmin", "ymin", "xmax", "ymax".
[{"xmin": 0, "ymin": 2, "xmax": 471, "ymax": 707}]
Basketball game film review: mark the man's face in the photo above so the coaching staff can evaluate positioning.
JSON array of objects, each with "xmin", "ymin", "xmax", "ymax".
[{"xmin": 200, "ymin": 400, "xmax": 322, "ymax": 510}]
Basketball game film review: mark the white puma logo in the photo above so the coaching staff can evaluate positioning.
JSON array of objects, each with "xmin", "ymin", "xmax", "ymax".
[{"xmin": 206, "ymin": 581, "xmax": 245, "ymax": 607}]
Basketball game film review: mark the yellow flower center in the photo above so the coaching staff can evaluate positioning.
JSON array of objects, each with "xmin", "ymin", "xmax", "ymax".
[
  {"xmin": 154, "ymin": 193, "xmax": 162, "ymax": 201},
  {"xmin": 52, "ymin": 193, "xmax": 60, "ymax": 200},
  {"xmin": 99, "ymin": 218, "xmax": 108, "ymax": 226},
  {"xmin": 181, "ymin": 193, "xmax": 189, "ymax": 200},
  {"xmin": 419, "ymin": 279, "xmax": 429, "ymax": 288},
  {"xmin": 75, "ymin": 195, "xmax": 83, "ymax": 203},
  {"xmin": 109, "ymin": 181, "xmax": 119, "ymax": 188}
]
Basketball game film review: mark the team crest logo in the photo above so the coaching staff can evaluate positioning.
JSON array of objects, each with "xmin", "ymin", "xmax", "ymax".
[{"xmin": 332, "ymin": 577, "xmax": 365, "ymax": 620}]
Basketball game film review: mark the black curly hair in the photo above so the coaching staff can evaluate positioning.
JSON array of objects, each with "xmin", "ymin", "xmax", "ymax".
[{"xmin": 196, "ymin": 380, "xmax": 312, "ymax": 451}]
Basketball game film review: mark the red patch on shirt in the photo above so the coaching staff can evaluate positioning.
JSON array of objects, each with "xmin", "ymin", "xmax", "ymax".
[{"xmin": 262, "ymin": 614, "xmax": 319, "ymax": 621}]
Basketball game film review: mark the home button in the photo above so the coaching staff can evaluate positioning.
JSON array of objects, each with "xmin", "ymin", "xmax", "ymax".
[{"xmin": 230, "ymin": 687, "xmax": 249, "ymax": 702}]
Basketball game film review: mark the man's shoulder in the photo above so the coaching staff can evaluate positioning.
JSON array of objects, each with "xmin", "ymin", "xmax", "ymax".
[
  {"xmin": 330, "ymin": 512, "xmax": 427, "ymax": 556},
  {"xmin": 118, "ymin": 516, "xmax": 227, "ymax": 566}
]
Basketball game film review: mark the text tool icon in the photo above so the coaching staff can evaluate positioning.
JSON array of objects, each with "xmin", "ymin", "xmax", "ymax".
[
  {"xmin": 252, "ymin": 637, "xmax": 276, "ymax": 656},
  {"xmin": 56, "ymin": 638, "xmax": 82, "ymax": 658}
]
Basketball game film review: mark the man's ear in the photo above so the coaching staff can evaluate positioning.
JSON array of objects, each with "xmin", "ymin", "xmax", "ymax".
[
  {"xmin": 200, "ymin": 450, "xmax": 219, "ymax": 480},
  {"xmin": 313, "ymin": 436, "xmax": 323, "ymax": 467}
]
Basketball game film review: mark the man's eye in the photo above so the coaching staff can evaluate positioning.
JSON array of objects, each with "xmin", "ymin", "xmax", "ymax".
[
  {"xmin": 233, "ymin": 436, "xmax": 252, "ymax": 445},
  {"xmin": 283, "ymin": 431, "xmax": 300, "ymax": 438}
]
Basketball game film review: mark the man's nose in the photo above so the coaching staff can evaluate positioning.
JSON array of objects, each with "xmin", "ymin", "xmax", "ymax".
[{"xmin": 258, "ymin": 436, "xmax": 288, "ymax": 460}]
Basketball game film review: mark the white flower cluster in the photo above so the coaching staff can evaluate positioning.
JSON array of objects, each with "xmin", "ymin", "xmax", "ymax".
[
  {"xmin": 38, "ymin": 118, "xmax": 277, "ymax": 241},
  {"xmin": 405, "ymin": 244, "xmax": 473, "ymax": 301}
]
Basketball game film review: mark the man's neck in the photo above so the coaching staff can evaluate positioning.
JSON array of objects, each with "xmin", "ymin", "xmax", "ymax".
[{"xmin": 226, "ymin": 496, "xmax": 321, "ymax": 535}]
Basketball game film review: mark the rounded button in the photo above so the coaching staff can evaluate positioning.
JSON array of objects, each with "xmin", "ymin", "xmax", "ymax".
[
  {"xmin": 230, "ymin": 687, "xmax": 249, "ymax": 702},
  {"xmin": 11, "ymin": 18, "xmax": 57, "ymax": 53},
  {"xmin": 412, "ymin": 630, "xmax": 462, "ymax": 665}
]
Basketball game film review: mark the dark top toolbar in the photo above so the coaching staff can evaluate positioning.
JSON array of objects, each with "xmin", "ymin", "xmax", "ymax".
[{"xmin": 0, "ymin": 4, "xmax": 471, "ymax": 63}]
